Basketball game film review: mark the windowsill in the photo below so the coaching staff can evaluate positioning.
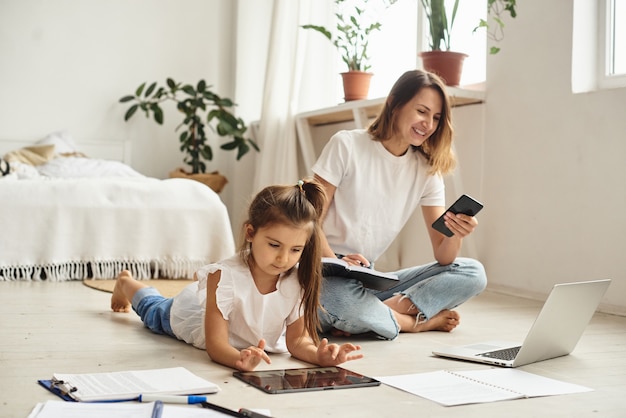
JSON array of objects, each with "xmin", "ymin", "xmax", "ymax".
[{"xmin": 299, "ymin": 86, "xmax": 486, "ymax": 127}]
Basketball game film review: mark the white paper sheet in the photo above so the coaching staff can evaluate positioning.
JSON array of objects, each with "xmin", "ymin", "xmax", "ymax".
[{"xmin": 28, "ymin": 400, "xmax": 247, "ymax": 418}]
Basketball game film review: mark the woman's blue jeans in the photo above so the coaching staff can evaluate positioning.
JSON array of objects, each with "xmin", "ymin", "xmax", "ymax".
[{"xmin": 318, "ymin": 257, "xmax": 487, "ymax": 340}]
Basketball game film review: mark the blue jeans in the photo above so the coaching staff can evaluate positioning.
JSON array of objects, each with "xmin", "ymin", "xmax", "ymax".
[
  {"xmin": 318, "ymin": 257, "xmax": 487, "ymax": 340},
  {"xmin": 131, "ymin": 287, "xmax": 176, "ymax": 337}
]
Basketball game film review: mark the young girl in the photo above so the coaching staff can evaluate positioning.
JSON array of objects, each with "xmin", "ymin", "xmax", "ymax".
[{"xmin": 111, "ymin": 179, "xmax": 363, "ymax": 371}]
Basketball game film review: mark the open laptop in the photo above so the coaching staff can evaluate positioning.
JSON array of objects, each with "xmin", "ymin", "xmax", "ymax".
[{"xmin": 432, "ymin": 279, "xmax": 611, "ymax": 367}]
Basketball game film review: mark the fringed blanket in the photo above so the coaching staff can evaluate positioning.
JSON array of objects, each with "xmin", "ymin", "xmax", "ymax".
[{"xmin": 0, "ymin": 177, "xmax": 235, "ymax": 281}]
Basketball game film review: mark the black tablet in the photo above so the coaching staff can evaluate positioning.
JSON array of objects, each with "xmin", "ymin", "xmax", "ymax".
[{"xmin": 233, "ymin": 366, "xmax": 381, "ymax": 394}]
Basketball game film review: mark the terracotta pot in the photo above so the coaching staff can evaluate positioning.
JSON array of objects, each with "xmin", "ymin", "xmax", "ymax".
[
  {"xmin": 341, "ymin": 71, "xmax": 373, "ymax": 101},
  {"xmin": 168, "ymin": 168, "xmax": 228, "ymax": 193},
  {"xmin": 419, "ymin": 51, "xmax": 468, "ymax": 87}
]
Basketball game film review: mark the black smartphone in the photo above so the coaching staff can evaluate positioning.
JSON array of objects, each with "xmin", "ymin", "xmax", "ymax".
[{"xmin": 431, "ymin": 194, "xmax": 484, "ymax": 237}]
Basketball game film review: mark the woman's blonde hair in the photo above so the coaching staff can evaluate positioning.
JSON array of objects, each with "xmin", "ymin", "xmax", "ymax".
[
  {"xmin": 238, "ymin": 179, "xmax": 326, "ymax": 344},
  {"xmin": 368, "ymin": 69, "xmax": 456, "ymax": 175}
]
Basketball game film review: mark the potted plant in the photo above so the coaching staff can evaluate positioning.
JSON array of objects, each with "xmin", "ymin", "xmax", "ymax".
[
  {"xmin": 302, "ymin": 0, "xmax": 398, "ymax": 101},
  {"xmin": 419, "ymin": 0, "xmax": 517, "ymax": 86},
  {"xmin": 119, "ymin": 78, "xmax": 258, "ymax": 193}
]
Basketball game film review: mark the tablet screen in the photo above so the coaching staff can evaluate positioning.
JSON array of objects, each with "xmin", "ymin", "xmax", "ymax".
[{"xmin": 233, "ymin": 366, "xmax": 381, "ymax": 394}]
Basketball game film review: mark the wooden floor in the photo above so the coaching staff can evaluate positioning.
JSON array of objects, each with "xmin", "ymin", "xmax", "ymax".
[{"xmin": 1, "ymin": 280, "xmax": 625, "ymax": 418}]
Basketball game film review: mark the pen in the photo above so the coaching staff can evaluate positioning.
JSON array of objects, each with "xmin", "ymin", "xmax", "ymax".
[
  {"xmin": 239, "ymin": 407, "xmax": 273, "ymax": 418},
  {"xmin": 201, "ymin": 401, "xmax": 244, "ymax": 417},
  {"xmin": 138, "ymin": 394, "xmax": 208, "ymax": 404}
]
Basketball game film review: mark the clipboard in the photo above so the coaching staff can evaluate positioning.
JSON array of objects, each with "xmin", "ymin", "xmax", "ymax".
[
  {"xmin": 36, "ymin": 367, "xmax": 220, "ymax": 402},
  {"xmin": 37, "ymin": 375, "xmax": 267, "ymax": 417},
  {"xmin": 38, "ymin": 378, "xmax": 80, "ymax": 402}
]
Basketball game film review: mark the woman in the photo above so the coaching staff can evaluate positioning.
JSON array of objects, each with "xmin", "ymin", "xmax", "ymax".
[{"xmin": 312, "ymin": 69, "xmax": 487, "ymax": 340}]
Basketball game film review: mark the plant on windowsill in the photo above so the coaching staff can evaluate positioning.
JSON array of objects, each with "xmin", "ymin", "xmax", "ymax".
[
  {"xmin": 301, "ymin": 0, "xmax": 398, "ymax": 101},
  {"xmin": 419, "ymin": 0, "xmax": 517, "ymax": 86},
  {"xmin": 119, "ymin": 78, "xmax": 259, "ymax": 193}
]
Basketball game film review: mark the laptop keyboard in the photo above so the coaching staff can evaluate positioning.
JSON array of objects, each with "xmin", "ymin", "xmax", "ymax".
[{"xmin": 477, "ymin": 346, "xmax": 521, "ymax": 361}]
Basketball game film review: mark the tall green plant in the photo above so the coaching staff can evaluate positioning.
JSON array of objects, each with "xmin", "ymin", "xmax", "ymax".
[
  {"xmin": 420, "ymin": 0, "xmax": 459, "ymax": 51},
  {"xmin": 119, "ymin": 78, "xmax": 258, "ymax": 174}
]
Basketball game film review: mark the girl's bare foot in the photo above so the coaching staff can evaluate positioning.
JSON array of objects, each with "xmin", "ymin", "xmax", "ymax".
[{"xmin": 111, "ymin": 270, "xmax": 133, "ymax": 312}]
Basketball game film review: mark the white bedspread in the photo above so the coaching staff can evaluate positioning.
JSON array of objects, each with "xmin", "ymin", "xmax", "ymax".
[{"xmin": 0, "ymin": 177, "xmax": 236, "ymax": 281}]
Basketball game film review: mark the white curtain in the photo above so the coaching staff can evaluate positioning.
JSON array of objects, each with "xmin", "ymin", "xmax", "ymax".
[
  {"xmin": 234, "ymin": 0, "xmax": 336, "ymax": 194},
  {"xmin": 253, "ymin": 0, "xmax": 304, "ymax": 189}
]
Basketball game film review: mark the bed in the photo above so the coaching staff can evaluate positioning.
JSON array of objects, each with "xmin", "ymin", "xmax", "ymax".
[{"xmin": 0, "ymin": 132, "xmax": 236, "ymax": 281}]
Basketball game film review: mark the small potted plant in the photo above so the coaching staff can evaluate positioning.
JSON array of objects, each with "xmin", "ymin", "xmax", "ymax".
[
  {"xmin": 419, "ymin": 0, "xmax": 517, "ymax": 86},
  {"xmin": 119, "ymin": 78, "xmax": 259, "ymax": 192},
  {"xmin": 302, "ymin": 0, "xmax": 398, "ymax": 101}
]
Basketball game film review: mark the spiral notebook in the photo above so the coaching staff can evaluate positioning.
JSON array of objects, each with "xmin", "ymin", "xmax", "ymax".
[{"xmin": 377, "ymin": 369, "xmax": 592, "ymax": 406}]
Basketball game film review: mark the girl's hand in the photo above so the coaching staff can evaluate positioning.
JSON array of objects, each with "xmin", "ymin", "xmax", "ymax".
[
  {"xmin": 315, "ymin": 338, "xmax": 364, "ymax": 366},
  {"xmin": 235, "ymin": 339, "xmax": 271, "ymax": 371},
  {"xmin": 443, "ymin": 212, "xmax": 478, "ymax": 238}
]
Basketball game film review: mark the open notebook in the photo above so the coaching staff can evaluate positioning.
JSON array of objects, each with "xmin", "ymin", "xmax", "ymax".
[{"xmin": 433, "ymin": 279, "xmax": 611, "ymax": 367}]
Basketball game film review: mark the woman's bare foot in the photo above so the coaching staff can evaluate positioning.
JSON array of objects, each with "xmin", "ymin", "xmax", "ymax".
[
  {"xmin": 411, "ymin": 309, "xmax": 460, "ymax": 332},
  {"xmin": 111, "ymin": 270, "xmax": 133, "ymax": 312},
  {"xmin": 330, "ymin": 328, "xmax": 352, "ymax": 337},
  {"xmin": 385, "ymin": 294, "xmax": 460, "ymax": 333}
]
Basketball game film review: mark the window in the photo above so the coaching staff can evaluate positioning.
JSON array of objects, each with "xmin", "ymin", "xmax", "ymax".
[
  {"xmin": 366, "ymin": 0, "xmax": 419, "ymax": 98},
  {"xmin": 601, "ymin": 0, "xmax": 626, "ymax": 88},
  {"xmin": 336, "ymin": 0, "xmax": 487, "ymax": 101},
  {"xmin": 573, "ymin": 0, "xmax": 625, "ymax": 92}
]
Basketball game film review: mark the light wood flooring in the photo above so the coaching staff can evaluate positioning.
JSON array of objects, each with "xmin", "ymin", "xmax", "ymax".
[{"xmin": 1, "ymin": 281, "xmax": 625, "ymax": 418}]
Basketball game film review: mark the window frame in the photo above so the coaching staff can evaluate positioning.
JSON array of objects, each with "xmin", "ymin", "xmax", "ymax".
[{"xmin": 598, "ymin": 0, "xmax": 626, "ymax": 89}]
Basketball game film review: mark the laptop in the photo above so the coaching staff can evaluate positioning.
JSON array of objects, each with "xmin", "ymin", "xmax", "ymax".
[{"xmin": 432, "ymin": 279, "xmax": 611, "ymax": 367}]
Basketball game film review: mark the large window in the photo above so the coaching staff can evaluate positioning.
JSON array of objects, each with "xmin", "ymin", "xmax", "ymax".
[{"xmin": 338, "ymin": 0, "xmax": 486, "ymax": 101}]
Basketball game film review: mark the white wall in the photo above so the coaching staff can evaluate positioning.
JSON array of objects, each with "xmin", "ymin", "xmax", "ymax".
[
  {"xmin": 478, "ymin": 1, "xmax": 626, "ymax": 314},
  {"xmin": 0, "ymin": 0, "xmax": 236, "ymax": 180}
]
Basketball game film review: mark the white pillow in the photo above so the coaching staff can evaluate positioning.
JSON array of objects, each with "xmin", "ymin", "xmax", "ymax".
[
  {"xmin": 36, "ymin": 131, "xmax": 79, "ymax": 154},
  {"xmin": 37, "ymin": 156, "xmax": 145, "ymax": 178},
  {"xmin": 9, "ymin": 161, "xmax": 43, "ymax": 179}
]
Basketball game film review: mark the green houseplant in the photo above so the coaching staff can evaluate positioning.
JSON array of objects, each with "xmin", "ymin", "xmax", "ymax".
[
  {"xmin": 475, "ymin": 0, "xmax": 518, "ymax": 55},
  {"xmin": 301, "ymin": 0, "xmax": 398, "ymax": 100},
  {"xmin": 419, "ymin": 0, "xmax": 517, "ymax": 85},
  {"xmin": 119, "ymin": 78, "xmax": 258, "ymax": 191}
]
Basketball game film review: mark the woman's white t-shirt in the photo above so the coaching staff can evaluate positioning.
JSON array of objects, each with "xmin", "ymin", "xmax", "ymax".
[
  {"xmin": 169, "ymin": 255, "xmax": 303, "ymax": 353},
  {"xmin": 312, "ymin": 129, "xmax": 445, "ymax": 261}
]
